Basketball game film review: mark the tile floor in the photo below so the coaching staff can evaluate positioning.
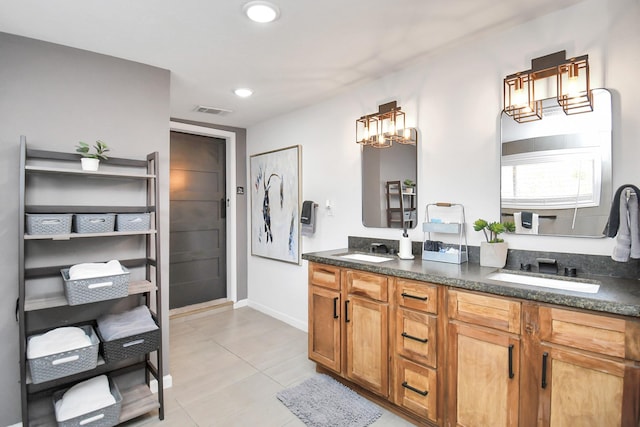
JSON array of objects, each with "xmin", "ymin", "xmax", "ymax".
[{"xmin": 122, "ymin": 306, "xmax": 415, "ymax": 427}]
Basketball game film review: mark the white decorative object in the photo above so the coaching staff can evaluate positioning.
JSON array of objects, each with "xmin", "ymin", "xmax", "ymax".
[
  {"xmin": 480, "ymin": 241, "xmax": 508, "ymax": 268},
  {"xmin": 81, "ymin": 158, "xmax": 100, "ymax": 171}
]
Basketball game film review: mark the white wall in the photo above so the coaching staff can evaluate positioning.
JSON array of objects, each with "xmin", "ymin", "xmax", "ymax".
[{"xmin": 245, "ymin": 0, "xmax": 640, "ymax": 330}]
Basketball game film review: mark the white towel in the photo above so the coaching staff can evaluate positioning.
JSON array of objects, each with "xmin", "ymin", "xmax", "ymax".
[
  {"xmin": 629, "ymin": 194, "xmax": 640, "ymax": 259},
  {"xmin": 97, "ymin": 305, "xmax": 158, "ymax": 341},
  {"xmin": 27, "ymin": 327, "xmax": 92, "ymax": 359},
  {"xmin": 69, "ymin": 260, "xmax": 123, "ymax": 280},
  {"xmin": 514, "ymin": 212, "xmax": 539, "ymax": 234},
  {"xmin": 54, "ymin": 375, "xmax": 115, "ymax": 422}
]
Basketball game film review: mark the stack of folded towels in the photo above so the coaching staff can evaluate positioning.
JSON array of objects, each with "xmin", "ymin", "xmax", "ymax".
[
  {"xmin": 27, "ymin": 327, "xmax": 92, "ymax": 359},
  {"xmin": 97, "ymin": 305, "xmax": 158, "ymax": 341},
  {"xmin": 69, "ymin": 260, "xmax": 124, "ymax": 280},
  {"xmin": 54, "ymin": 375, "xmax": 115, "ymax": 422}
]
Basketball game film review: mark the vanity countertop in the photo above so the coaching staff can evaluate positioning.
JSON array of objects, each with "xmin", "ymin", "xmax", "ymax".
[{"xmin": 302, "ymin": 249, "xmax": 640, "ymax": 318}]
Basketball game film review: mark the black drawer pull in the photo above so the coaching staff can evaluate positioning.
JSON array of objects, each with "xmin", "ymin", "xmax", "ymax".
[
  {"xmin": 508, "ymin": 344, "xmax": 514, "ymax": 379},
  {"xmin": 345, "ymin": 300, "xmax": 350, "ymax": 323},
  {"xmin": 401, "ymin": 332, "xmax": 428, "ymax": 343},
  {"xmin": 541, "ymin": 352, "xmax": 549, "ymax": 389},
  {"xmin": 333, "ymin": 297, "xmax": 339, "ymax": 319},
  {"xmin": 402, "ymin": 381, "xmax": 428, "ymax": 396},
  {"xmin": 401, "ymin": 292, "xmax": 428, "ymax": 301}
]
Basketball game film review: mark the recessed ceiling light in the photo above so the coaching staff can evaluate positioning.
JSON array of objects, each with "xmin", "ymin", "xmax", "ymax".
[
  {"xmin": 234, "ymin": 88, "xmax": 254, "ymax": 98},
  {"xmin": 243, "ymin": 1, "xmax": 280, "ymax": 23}
]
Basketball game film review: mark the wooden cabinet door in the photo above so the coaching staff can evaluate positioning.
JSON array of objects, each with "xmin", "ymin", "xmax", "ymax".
[
  {"xmin": 537, "ymin": 345, "xmax": 640, "ymax": 427},
  {"xmin": 345, "ymin": 294, "xmax": 389, "ymax": 397},
  {"xmin": 447, "ymin": 322, "xmax": 520, "ymax": 427},
  {"xmin": 308, "ymin": 285, "xmax": 341, "ymax": 373}
]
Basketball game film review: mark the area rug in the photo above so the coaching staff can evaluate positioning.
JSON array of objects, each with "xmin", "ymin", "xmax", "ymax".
[{"xmin": 276, "ymin": 374, "xmax": 383, "ymax": 427}]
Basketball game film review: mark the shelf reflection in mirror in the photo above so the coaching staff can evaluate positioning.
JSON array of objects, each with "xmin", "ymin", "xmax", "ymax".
[
  {"xmin": 500, "ymin": 88, "xmax": 612, "ymax": 237},
  {"xmin": 362, "ymin": 128, "xmax": 417, "ymax": 229}
]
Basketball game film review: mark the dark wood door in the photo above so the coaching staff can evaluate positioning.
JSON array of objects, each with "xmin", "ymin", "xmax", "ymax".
[{"xmin": 169, "ymin": 131, "xmax": 226, "ymax": 309}]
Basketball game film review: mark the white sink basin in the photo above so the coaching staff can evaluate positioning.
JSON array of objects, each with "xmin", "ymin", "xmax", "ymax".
[
  {"xmin": 339, "ymin": 253, "xmax": 393, "ymax": 263},
  {"xmin": 487, "ymin": 272, "xmax": 600, "ymax": 294}
]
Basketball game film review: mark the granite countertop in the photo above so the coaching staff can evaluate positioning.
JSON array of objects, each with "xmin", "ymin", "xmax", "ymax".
[{"xmin": 302, "ymin": 248, "xmax": 640, "ymax": 318}]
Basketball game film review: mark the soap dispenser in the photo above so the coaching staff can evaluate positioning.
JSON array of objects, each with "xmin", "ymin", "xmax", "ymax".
[{"xmin": 398, "ymin": 229, "xmax": 414, "ymax": 259}]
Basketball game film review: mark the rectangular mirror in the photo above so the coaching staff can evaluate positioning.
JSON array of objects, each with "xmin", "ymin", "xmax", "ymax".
[
  {"xmin": 362, "ymin": 128, "xmax": 418, "ymax": 228},
  {"xmin": 500, "ymin": 88, "xmax": 612, "ymax": 237}
]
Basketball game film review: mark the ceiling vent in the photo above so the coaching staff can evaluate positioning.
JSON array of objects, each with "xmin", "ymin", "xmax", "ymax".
[{"xmin": 195, "ymin": 105, "xmax": 233, "ymax": 115}]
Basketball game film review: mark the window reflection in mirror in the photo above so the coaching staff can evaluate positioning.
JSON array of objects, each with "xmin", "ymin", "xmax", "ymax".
[
  {"xmin": 500, "ymin": 88, "xmax": 611, "ymax": 237},
  {"xmin": 362, "ymin": 128, "xmax": 418, "ymax": 228}
]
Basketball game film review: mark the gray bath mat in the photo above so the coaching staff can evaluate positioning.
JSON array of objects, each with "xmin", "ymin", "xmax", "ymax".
[{"xmin": 276, "ymin": 374, "xmax": 383, "ymax": 427}]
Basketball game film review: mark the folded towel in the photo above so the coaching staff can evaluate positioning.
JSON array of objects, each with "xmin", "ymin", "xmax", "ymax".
[
  {"xmin": 69, "ymin": 260, "xmax": 123, "ymax": 280},
  {"xmin": 27, "ymin": 327, "xmax": 92, "ymax": 359},
  {"xmin": 514, "ymin": 212, "xmax": 539, "ymax": 234},
  {"xmin": 97, "ymin": 305, "xmax": 158, "ymax": 341},
  {"xmin": 55, "ymin": 375, "xmax": 115, "ymax": 422}
]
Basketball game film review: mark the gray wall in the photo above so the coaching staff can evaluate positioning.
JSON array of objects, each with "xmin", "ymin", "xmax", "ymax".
[
  {"xmin": 0, "ymin": 32, "xmax": 170, "ymax": 426},
  {"xmin": 170, "ymin": 119, "xmax": 248, "ymax": 301}
]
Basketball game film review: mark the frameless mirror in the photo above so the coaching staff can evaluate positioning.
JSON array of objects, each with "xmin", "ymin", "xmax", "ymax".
[
  {"xmin": 500, "ymin": 88, "xmax": 612, "ymax": 237},
  {"xmin": 362, "ymin": 128, "xmax": 418, "ymax": 228}
]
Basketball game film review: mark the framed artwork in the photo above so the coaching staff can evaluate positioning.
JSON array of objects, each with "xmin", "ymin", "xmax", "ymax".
[{"xmin": 250, "ymin": 145, "xmax": 301, "ymax": 264}]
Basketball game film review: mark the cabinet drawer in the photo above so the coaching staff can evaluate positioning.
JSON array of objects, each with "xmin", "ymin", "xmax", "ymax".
[
  {"xmin": 539, "ymin": 306, "xmax": 634, "ymax": 359},
  {"xmin": 448, "ymin": 290, "xmax": 521, "ymax": 334},
  {"xmin": 345, "ymin": 270, "xmax": 388, "ymax": 302},
  {"xmin": 395, "ymin": 308, "xmax": 437, "ymax": 368},
  {"xmin": 309, "ymin": 263, "xmax": 341, "ymax": 290},
  {"xmin": 393, "ymin": 357, "xmax": 437, "ymax": 423},
  {"xmin": 395, "ymin": 279, "xmax": 438, "ymax": 314}
]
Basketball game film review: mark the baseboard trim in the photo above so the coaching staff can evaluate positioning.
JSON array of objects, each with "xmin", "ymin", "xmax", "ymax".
[
  {"xmin": 247, "ymin": 300, "xmax": 307, "ymax": 332},
  {"xmin": 150, "ymin": 374, "xmax": 173, "ymax": 393},
  {"xmin": 233, "ymin": 298, "xmax": 248, "ymax": 309}
]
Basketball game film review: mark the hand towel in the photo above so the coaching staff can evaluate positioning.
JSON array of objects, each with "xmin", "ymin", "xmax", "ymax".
[
  {"xmin": 55, "ymin": 375, "xmax": 115, "ymax": 421},
  {"xmin": 629, "ymin": 192, "xmax": 640, "ymax": 259},
  {"xmin": 27, "ymin": 327, "xmax": 92, "ymax": 359},
  {"xmin": 97, "ymin": 305, "xmax": 158, "ymax": 341},
  {"xmin": 69, "ymin": 260, "xmax": 123, "ymax": 280},
  {"xmin": 514, "ymin": 212, "xmax": 539, "ymax": 234}
]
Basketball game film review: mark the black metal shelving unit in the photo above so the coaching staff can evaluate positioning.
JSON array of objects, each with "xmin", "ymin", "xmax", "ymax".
[{"xmin": 18, "ymin": 136, "xmax": 164, "ymax": 426}]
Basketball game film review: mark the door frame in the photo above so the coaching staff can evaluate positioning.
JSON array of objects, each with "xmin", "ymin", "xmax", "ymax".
[{"xmin": 169, "ymin": 121, "xmax": 237, "ymax": 304}]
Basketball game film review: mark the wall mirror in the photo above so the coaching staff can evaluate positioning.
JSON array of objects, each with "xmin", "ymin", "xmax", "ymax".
[
  {"xmin": 500, "ymin": 88, "xmax": 612, "ymax": 237},
  {"xmin": 362, "ymin": 128, "xmax": 418, "ymax": 229}
]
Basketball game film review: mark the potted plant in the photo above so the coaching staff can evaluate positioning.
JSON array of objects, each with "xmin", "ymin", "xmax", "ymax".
[
  {"xmin": 473, "ymin": 219, "xmax": 515, "ymax": 268},
  {"xmin": 403, "ymin": 179, "xmax": 415, "ymax": 194},
  {"xmin": 76, "ymin": 140, "xmax": 109, "ymax": 171}
]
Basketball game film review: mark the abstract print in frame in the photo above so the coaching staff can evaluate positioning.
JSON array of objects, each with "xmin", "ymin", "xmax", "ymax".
[{"xmin": 250, "ymin": 145, "xmax": 301, "ymax": 264}]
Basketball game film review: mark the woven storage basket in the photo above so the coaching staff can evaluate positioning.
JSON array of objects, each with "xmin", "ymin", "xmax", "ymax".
[
  {"xmin": 115, "ymin": 213, "xmax": 150, "ymax": 232},
  {"xmin": 53, "ymin": 377, "xmax": 122, "ymax": 427},
  {"xmin": 28, "ymin": 326, "xmax": 99, "ymax": 384},
  {"xmin": 74, "ymin": 214, "xmax": 116, "ymax": 234},
  {"xmin": 26, "ymin": 214, "xmax": 72, "ymax": 235},
  {"xmin": 97, "ymin": 325, "xmax": 160, "ymax": 363},
  {"xmin": 60, "ymin": 268, "xmax": 130, "ymax": 306}
]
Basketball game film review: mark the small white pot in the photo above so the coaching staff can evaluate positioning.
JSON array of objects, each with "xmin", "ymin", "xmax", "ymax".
[
  {"xmin": 81, "ymin": 158, "xmax": 100, "ymax": 171},
  {"xmin": 480, "ymin": 241, "xmax": 508, "ymax": 268}
]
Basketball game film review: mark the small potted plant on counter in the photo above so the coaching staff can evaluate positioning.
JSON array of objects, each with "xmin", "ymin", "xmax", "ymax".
[
  {"xmin": 76, "ymin": 140, "xmax": 109, "ymax": 171},
  {"xmin": 403, "ymin": 179, "xmax": 415, "ymax": 194},
  {"xmin": 473, "ymin": 219, "xmax": 515, "ymax": 268}
]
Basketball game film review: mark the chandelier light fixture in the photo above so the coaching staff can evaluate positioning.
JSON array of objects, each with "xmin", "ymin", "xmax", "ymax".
[
  {"xmin": 504, "ymin": 50, "xmax": 593, "ymax": 123},
  {"xmin": 356, "ymin": 101, "xmax": 412, "ymax": 148}
]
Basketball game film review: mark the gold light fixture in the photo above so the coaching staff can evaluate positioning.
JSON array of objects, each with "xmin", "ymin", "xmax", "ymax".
[
  {"xmin": 356, "ymin": 101, "xmax": 410, "ymax": 148},
  {"xmin": 503, "ymin": 51, "xmax": 593, "ymax": 123}
]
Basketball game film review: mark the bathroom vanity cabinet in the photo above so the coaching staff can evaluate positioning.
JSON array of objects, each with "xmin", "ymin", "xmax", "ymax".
[
  {"xmin": 307, "ymin": 260, "xmax": 640, "ymax": 427},
  {"xmin": 308, "ymin": 264, "xmax": 390, "ymax": 397}
]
